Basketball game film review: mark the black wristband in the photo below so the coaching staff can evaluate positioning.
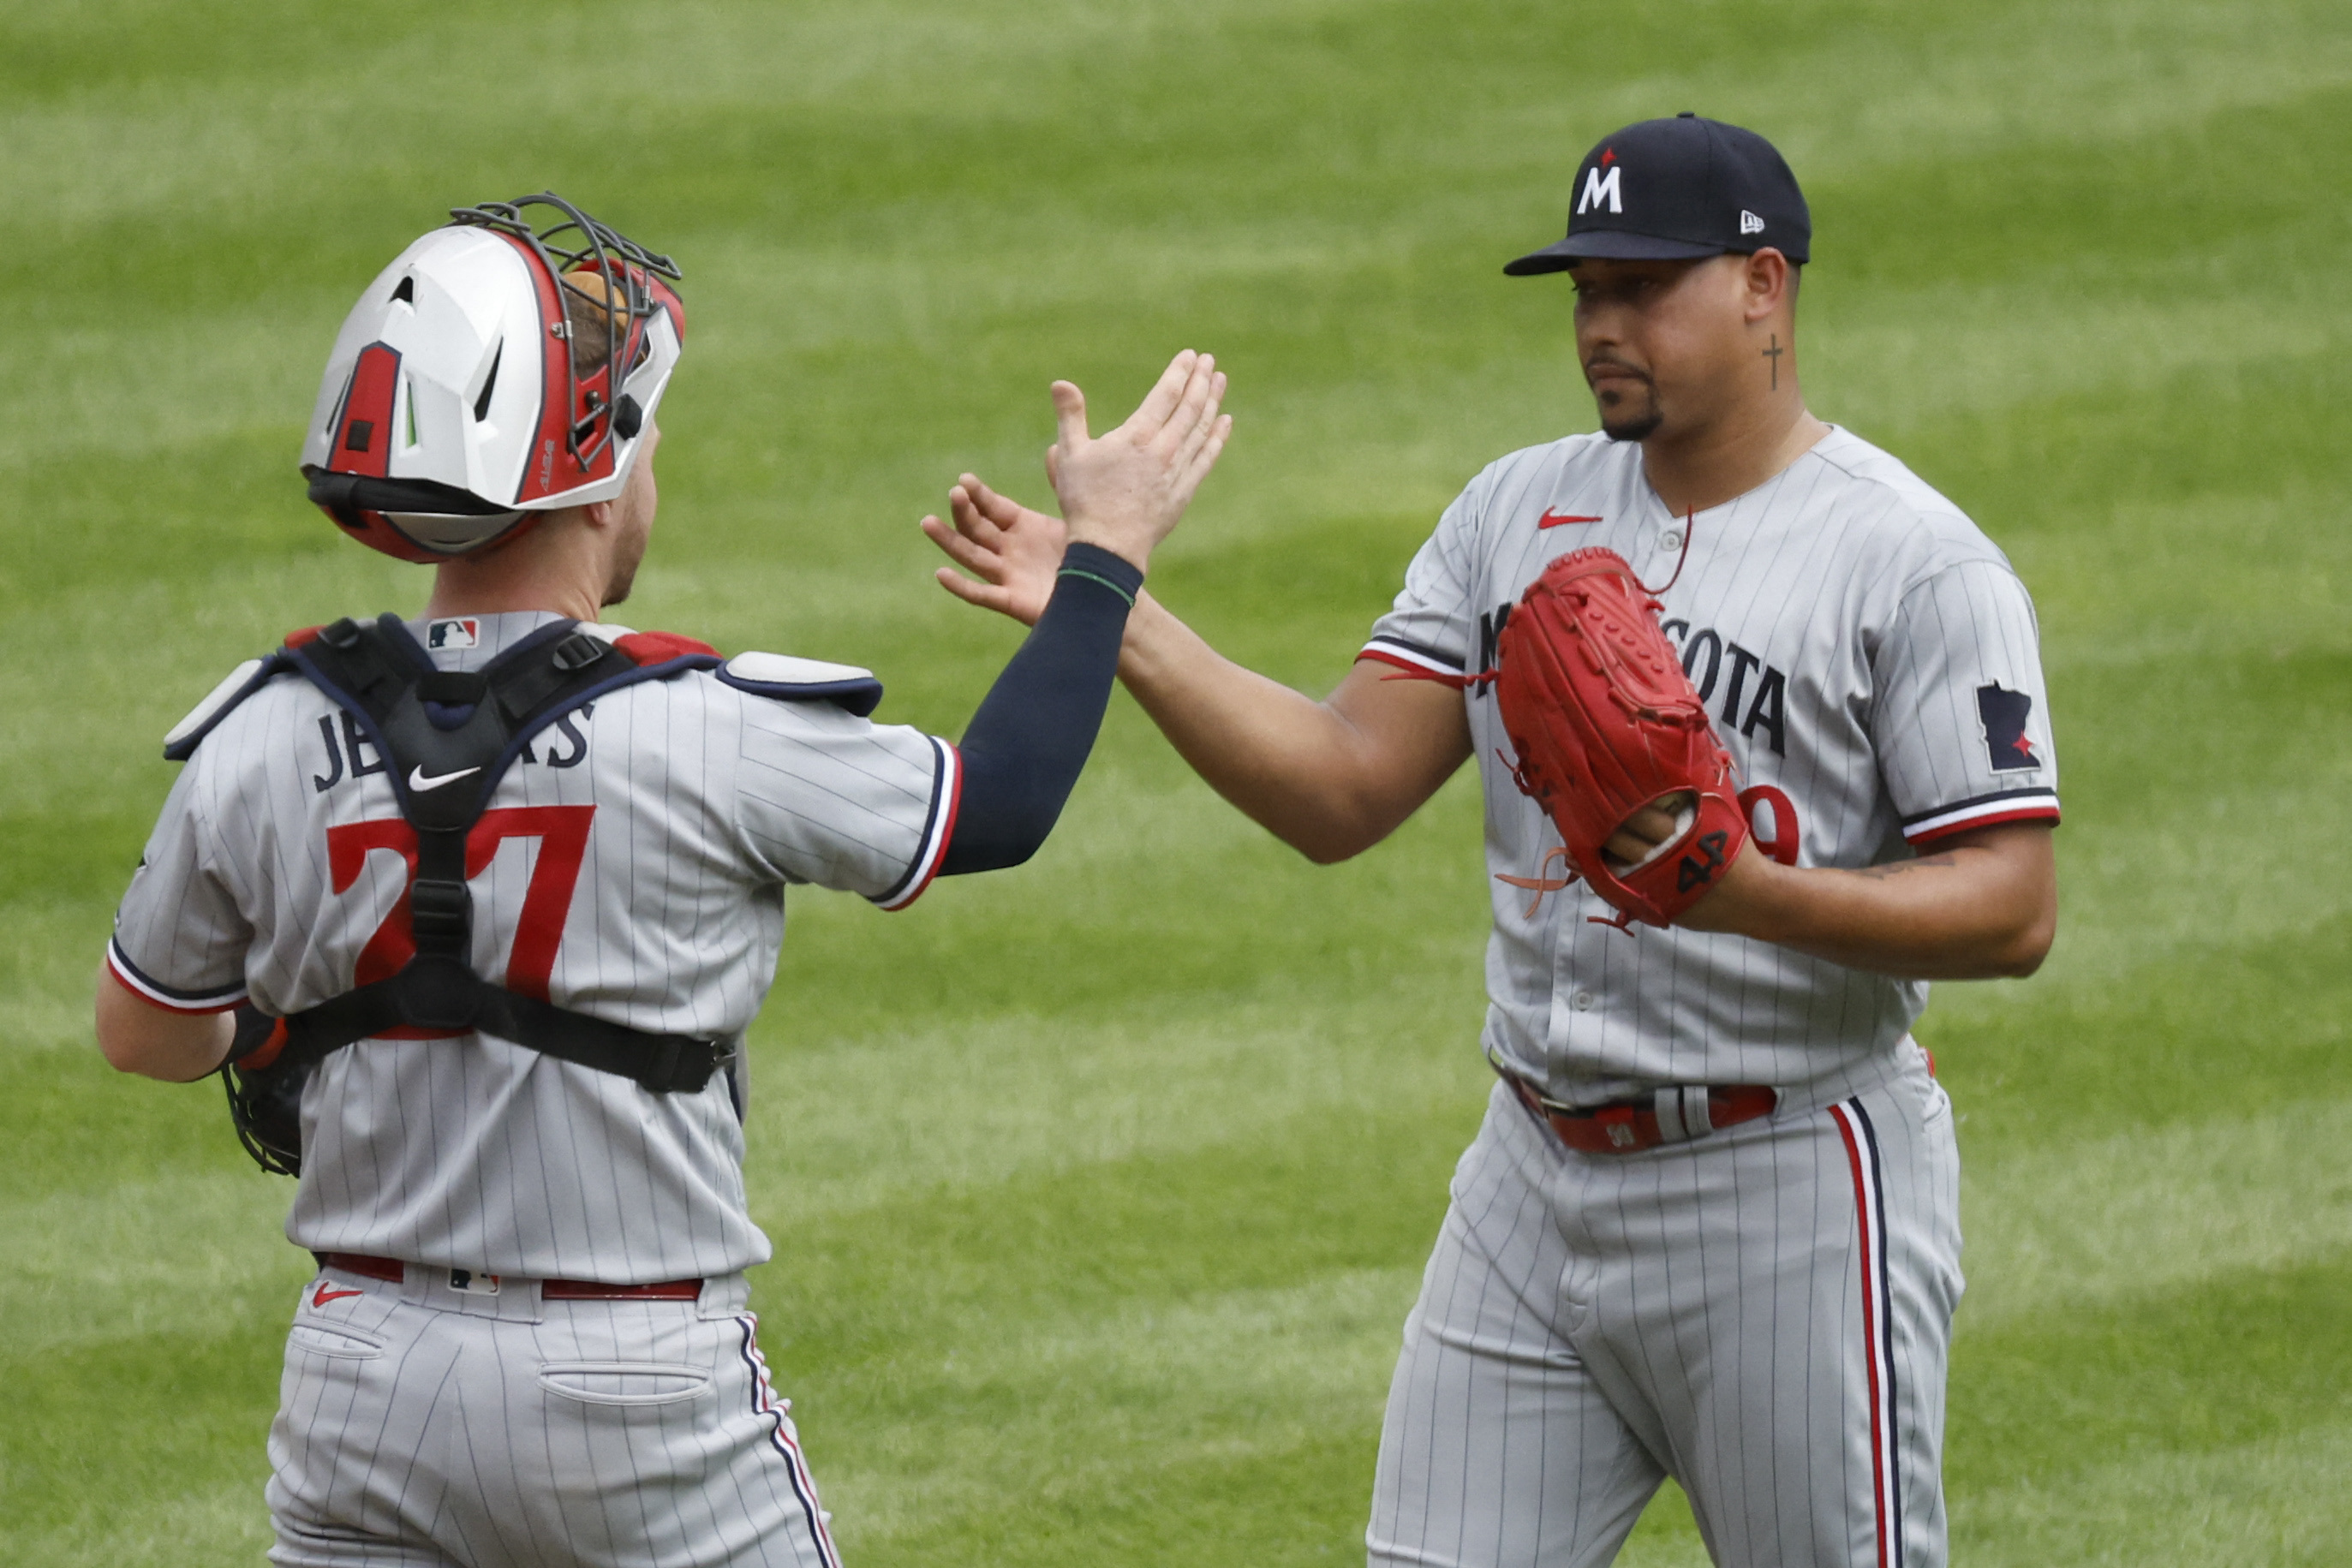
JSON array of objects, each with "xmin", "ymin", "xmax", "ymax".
[{"xmin": 1056, "ymin": 540, "xmax": 1144, "ymax": 605}]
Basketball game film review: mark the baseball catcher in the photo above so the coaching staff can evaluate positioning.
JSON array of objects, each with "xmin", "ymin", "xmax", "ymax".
[{"xmin": 95, "ymin": 192, "xmax": 1230, "ymax": 1568}]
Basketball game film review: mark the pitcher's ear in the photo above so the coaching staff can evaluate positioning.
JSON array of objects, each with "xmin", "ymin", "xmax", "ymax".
[{"xmin": 1742, "ymin": 247, "xmax": 1795, "ymax": 319}]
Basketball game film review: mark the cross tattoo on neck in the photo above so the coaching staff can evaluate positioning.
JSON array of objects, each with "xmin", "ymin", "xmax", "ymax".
[{"xmin": 1763, "ymin": 333, "xmax": 1784, "ymax": 391}]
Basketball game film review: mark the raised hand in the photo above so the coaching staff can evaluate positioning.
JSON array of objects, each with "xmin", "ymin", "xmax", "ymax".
[
  {"xmin": 922, "ymin": 474, "xmax": 1070, "ymax": 629},
  {"xmin": 923, "ymin": 350, "xmax": 1231, "ymax": 623},
  {"xmin": 1044, "ymin": 349, "xmax": 1230, "ymax": 572}
]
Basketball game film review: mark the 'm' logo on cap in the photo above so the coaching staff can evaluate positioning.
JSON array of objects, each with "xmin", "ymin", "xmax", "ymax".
[{"xmin": 1577, "ymin": 162, "xmax": 1623, "ymax": 216}]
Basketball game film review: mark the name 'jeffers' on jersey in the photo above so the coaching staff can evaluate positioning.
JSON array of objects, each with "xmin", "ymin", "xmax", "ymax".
[{"xmin": 1361, "ymin": 427, "xmax": 2060, "ymax": 1103}]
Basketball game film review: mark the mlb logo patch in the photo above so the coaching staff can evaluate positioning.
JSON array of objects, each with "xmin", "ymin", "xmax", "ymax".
[
  {"xmin": 1977, "ymin": 683, "xmax": 2039, "ymax": 772},
  {"xmin": 446, "ymin": 1268, "xmax": 501, "ymax": 1297},
  {"xmin": 427, "ymin": 617, "xmax": 480, "ymax": 650}
]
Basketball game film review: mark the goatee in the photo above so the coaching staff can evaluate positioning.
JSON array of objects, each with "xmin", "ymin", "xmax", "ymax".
[{"xmin": 1587, "ymin": 370, "xmax": 1662, "ymax": 443}]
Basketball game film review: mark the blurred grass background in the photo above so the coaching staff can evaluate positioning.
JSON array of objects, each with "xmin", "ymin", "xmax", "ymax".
[{"xmin": 3, "ymin": 1, "xmax": 2349, "ymax": 1564}]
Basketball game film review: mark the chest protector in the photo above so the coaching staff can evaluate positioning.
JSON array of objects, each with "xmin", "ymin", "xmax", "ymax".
[
  {"xmin": 175, "ymin": 613, "xmax": 881, "ymax": 1172},
  {"xmin": 285, "ymin": 613, "xmax": 743, "ymax": 1088}
]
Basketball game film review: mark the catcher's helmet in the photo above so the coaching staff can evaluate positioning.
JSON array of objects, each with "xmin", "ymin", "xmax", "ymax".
[{"xmin": 301, "ymin": 194, "xmax": 685, "ymax": 563}]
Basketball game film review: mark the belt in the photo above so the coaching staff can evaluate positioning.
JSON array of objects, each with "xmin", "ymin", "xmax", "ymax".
[
  {"xmin": 320, "ymin": 1252, "xmax": 703, "ymax": 1301},
  {"xmin": 1502, "ymin": 1073, "xmax": 1777, "ymax": 1155}
]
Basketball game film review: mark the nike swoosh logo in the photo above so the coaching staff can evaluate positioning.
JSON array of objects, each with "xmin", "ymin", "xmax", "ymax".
[
  {"xmin": 408, "ymin": 764, "xmax": 481, "ymax": 792},
  {"xmin": 1538, "ymin": 510, "xmax": 1604, "ymax": 528},
  {"xmin": 312, "ymin": 1284, "xmax": 365, "ymax": 1308}
]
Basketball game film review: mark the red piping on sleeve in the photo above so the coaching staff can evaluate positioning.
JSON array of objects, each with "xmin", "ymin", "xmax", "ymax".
[
  {"xmin": 882, "ymin": 740, "xmax": 963, "ymax": 912},
  {"xmin": 1905, "ymin": 806, "xmax": 2061, "ymax": 849},
  {"xmin": 104, "ymin": 945, "xmax": 244, "ymax": 1015}
]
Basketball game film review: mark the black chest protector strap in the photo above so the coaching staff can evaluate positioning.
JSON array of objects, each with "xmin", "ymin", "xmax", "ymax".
[{"xmin": 275, "ymin": 614, "xmax": 730, "ymax": 1094}]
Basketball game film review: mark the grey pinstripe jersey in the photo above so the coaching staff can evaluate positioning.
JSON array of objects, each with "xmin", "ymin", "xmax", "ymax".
[
  {"xmin": 110, "ymin": 611, "xmax": 957, "ymax": 1281},
  {"xmin": 1364, "ymin": 426, "xmax": 2059, "ymax": 1103}
]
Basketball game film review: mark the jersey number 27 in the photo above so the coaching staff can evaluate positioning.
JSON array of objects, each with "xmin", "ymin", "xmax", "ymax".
[{"xmin": 326, "ymin": 806, "xmax": 596, "ymax": 1003}]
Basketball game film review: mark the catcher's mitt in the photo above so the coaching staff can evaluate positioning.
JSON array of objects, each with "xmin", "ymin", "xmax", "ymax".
[
  {"xmin": 1492, "ymin": 547, "xmax": 1748, "ymax": 928},
  {"xmin": 218, "ymin": 1005, "xmax": 309, "ymax": 1176}
]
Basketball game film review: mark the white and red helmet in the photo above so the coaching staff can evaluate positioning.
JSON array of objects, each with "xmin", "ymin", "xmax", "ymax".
[{"xmin": 301, "ymin": 194, "xmax": 686, "ymax": 563}]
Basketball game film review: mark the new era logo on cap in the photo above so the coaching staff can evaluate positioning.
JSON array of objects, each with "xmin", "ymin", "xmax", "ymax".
[{"xmin": 1505, "ymin": 113, "xmax": 1811, "ymax": 275}]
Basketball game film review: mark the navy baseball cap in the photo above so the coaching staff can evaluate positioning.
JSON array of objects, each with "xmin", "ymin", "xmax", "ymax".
[{"xmin": 1505, "ymin": 113, "xmax": 1811, "ymax": 275}]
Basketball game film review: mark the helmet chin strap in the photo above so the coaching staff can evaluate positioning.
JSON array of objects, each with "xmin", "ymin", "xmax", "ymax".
[
  {"xmin": 306, "ymin": 470, "xmax": 530, "ymax": 557},
  {"xmin": 307, "ymin": 470, "xmax": 521, "ymax": 524}
]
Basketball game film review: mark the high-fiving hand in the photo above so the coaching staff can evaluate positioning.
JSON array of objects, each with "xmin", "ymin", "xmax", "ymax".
[
  {"xmin": 922, "ymin": 349, "xmax": 1230, "ymax": 617},
  {"xmin": 1045, "ymin": 349, "xmax": 1228, "ymax": 572}
]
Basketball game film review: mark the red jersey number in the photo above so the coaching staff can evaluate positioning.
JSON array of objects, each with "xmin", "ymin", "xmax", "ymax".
[
  {"xmin": 325, "ymin": 806, "xmax": 596, "ymax": 1000},
  {"xmin": 1737, "ymin": 785, "xmax": 1801, "ymax": 867}
]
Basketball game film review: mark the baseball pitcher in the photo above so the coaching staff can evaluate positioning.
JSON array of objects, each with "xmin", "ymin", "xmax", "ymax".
[{"xmin": 927, "ymin": 116, "xmax": 2060, "ymax": 1567}]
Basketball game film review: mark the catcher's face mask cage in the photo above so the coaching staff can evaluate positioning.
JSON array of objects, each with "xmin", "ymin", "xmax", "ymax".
[{"xmin": 301, "ymin": 193, "xmax": 686, "ymax": 563}]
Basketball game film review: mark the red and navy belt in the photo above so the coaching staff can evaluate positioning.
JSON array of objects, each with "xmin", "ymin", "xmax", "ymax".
[
  {"xmin": 320, "ymin": 1252, "xmax": 702, "ymax": 1301},
  {"xmin": 1501, "ymin": 1072, "xmax": 1777, "ymax": 1155}
]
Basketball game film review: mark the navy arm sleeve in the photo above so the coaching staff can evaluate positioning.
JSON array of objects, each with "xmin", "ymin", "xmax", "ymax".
[{"xmin": 937, "ymin": 542, "xmax": 1143, "ymax": 876}]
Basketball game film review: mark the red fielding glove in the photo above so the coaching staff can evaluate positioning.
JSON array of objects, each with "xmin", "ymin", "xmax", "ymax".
[{"xmin": 1492, "ymin": 548, "xmax": 1748, "ymax": 928}]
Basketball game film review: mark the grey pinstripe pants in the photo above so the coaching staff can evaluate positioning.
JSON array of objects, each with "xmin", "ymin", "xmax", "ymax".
[
  {"xmin": 1369, "ymin": 1048, "xmax": 1961, "ymax": 1568},
  {"xmin": 266, "ymin": 1266, "xmax": 839, "ymax": 1568}
]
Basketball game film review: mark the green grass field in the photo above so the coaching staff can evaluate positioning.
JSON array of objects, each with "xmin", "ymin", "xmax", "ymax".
[{"xmin": 4, "ymin": 1, "xmax": 2349, "ymax": 1563}]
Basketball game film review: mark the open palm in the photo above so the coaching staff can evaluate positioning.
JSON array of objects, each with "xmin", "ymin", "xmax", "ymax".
[
  {"xmin": 921, "ymin": 474, "xmax": 1071, "ymax": 629},
  {"xmin": 923, "ymin": 349, "xmax": 1230, "ymax": 624}
]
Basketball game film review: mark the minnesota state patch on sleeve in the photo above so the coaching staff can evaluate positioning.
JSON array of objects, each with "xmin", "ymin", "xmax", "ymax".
[{"xmin": 1976, "ymin": 683, "xmax": 2039, "ymax": 772}]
